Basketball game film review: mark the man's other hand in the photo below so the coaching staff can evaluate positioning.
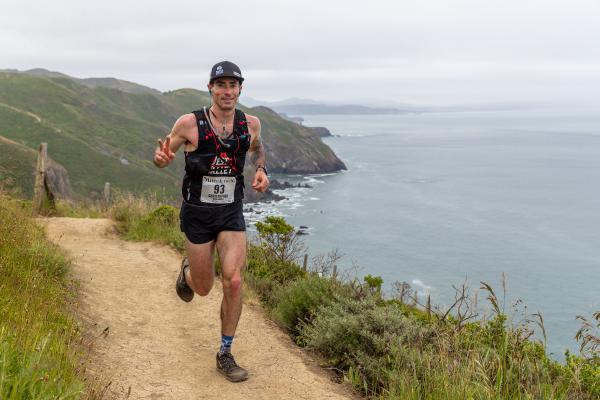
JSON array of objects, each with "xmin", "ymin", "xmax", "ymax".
[{"xmin": 252, "ymin": 169, "xmax": 269, "ymax": 192}]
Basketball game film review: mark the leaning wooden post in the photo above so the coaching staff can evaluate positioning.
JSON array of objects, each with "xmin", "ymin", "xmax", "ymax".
[
  {"xmin": 302, "ymin": 254, "xmax": 308, "ymax": 271},
  {"xmin": 32, "ymin": 143, "xmax": 48, "ymax": 215},
  {"xmin": 103, "ymin": 182, "xmax": 111, "ymax": 207},
  {"xmin": 331, "ymin": 264, "xmax": 337, "ymax": 282}
]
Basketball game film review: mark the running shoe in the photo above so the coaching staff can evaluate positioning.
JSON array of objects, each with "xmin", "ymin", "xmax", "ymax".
[
  {"xmin": 216, "ymin": 352, "xmax": 248, "ymax": 382},
  {"xmin": 176, "ymin": 257, "xmax": 194, "ymax": 302}
]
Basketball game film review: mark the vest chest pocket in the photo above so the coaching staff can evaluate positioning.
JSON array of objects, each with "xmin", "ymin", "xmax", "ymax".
[{"xmin": 185, "ymin": 152, "xmax": 213, "ymax": 177}]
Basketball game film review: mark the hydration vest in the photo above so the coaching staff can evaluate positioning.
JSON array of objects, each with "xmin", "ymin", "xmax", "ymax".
[{"xmin": 182, "ymin": 108, "xmax": 251, "ymax": 205}]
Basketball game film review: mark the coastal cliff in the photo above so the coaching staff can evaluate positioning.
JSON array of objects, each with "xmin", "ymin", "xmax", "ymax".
[{"xmin": 248, "ymin": 106, "xmax": 344, "ymax": 173}]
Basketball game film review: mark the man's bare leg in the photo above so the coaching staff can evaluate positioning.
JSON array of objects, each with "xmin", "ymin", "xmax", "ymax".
[
  {"xmin": 185, "ymin": 239, "xmax": 216, "ymax": 296},
  {"xmin": 215, "ymin": 231, "xmax": 246, "ymax": 336},
  {"xmin": 213, "ymin": 231, "xmax": 248, "ymax": 382}
]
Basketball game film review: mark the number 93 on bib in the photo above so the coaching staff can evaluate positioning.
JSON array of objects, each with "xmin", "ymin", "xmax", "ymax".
[{"xmin": 200, "ymin": 176, "xmax": 236, "ymax": 204}]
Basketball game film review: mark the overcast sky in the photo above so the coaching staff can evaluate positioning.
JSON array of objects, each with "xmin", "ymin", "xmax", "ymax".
[{"xmin": 2, "ymin": 0, "xmax": 599, "ymax": 106}]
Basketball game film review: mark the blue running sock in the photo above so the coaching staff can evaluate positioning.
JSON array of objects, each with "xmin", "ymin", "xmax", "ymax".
[{"xmin": 220, "ymin": 334, "xmax": 234, "ymax": 354}]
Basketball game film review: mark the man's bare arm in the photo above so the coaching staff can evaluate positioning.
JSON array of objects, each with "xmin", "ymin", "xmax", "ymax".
[
  {"xmin": 248, "ymin": 116, "xmax": 266, "ymax": 168},
  {"xmin": 249, "ymin": 135, "xmax": 266, "ymax": 170},
  {"xmin": 247, "ymin": 115, "xmax": 269, "ymax": 192}
]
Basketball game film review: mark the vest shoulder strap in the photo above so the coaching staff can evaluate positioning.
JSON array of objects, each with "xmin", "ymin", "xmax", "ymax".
[
  {"xmin": 191, "ymin": 109, "xmax": 210, "ymax": 141},
  {"xmin": 192, "ymin": 109, "xmax": 204, "ymax": 122},
  {"xmin": 234, "ymin": 109, "xmax": 249, "ymax": 135}
]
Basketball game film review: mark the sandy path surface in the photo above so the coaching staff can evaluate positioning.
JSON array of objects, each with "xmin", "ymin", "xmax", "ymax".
[{"xmin": 41, "ymin": 218, "xmax": 357, "ymax": 400}]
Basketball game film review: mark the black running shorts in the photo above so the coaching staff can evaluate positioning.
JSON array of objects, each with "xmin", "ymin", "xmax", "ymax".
[{"xmin": 179, "ymin": 200, "xmax": 246, "ymax": 244}]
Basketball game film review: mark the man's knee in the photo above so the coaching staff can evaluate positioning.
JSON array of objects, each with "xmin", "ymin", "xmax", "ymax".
[
  {"xmin": 222, "ymin": 270, "xmax": 243, "ymax": 294},
  {"xmin": 194, "ymin": 284, "xmax": 212, "ymax": 297},
  {"xmin": 188, "ymin": 268, "xmax": 214, "ymax": 296}
]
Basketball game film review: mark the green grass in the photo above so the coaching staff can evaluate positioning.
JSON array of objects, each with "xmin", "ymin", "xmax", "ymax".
[
  {"xmin": 0, "ymin": 194, "xmax": 87, "ymax": 398},
  {"xmin": 0, "ymin": 137, "xmax": 37, "ymax": 197},
  {"xmin": 109, "ymin": 192, "xmax": 186, "ymax": 252}
]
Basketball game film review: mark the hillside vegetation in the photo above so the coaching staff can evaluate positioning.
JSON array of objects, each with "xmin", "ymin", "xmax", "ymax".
[
  {"xmin": 0, "ymin": 70, "xmax": 345, "ymax": 200},
  {"xmin": 0, "ymin": 137, "xmax": 38, "ymax": 197}
]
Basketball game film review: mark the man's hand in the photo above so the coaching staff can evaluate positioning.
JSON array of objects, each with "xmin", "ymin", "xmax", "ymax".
[
  {"xmin": 252, "ymin": 168, "xmax": 269, "ymax": 192},
  {"xmin": 154, "ymin": 137, "xmax": 175, "ymax": 167}
]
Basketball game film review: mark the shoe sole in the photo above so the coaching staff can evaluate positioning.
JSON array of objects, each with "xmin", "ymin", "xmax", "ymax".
[
  {"xmin": 217, "ymin": 367, "xmax": 248, "ymax": 382},
  {"xmin": 176, "ymin": 258, "xmax": 194, "ymax": 303}
]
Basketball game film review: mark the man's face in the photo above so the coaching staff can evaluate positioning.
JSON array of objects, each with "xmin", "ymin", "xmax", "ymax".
[{"xmin": 208, "ymin": 78, "xmax": 241, "ymax": 111}]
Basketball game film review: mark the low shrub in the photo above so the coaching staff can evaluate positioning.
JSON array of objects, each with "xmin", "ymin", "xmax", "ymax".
[
  {"xmin": 246, "ymin": 240, "xmax": 307, "ymax": 303},
  {"xmin": 247, "ymin": 246, "xmax": 306, "ymax": 281},
  {"xmin": 255, "ymin": 216, "xmax": 305, "ymax": 264},
  {"xmin": 299, "ymin": 294, "xmax": 435, "ymax": 396},
  {"xmin": 112, "ymin": 199, "xmax": 185, "ymax": 251},
  {"xmin": 270, "ymin": 274, "xmax": 348, "ymax": 335}
]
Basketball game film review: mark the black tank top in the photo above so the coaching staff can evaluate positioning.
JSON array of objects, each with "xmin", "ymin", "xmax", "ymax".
[{"xmin": 182, "ymin": 108, "xmax": 251, "ymax": 206}]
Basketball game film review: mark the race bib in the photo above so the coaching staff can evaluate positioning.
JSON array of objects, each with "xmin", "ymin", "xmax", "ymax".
[{"xmin": 200, "ymin": 176, "xmax": 236, "ymax": 204}]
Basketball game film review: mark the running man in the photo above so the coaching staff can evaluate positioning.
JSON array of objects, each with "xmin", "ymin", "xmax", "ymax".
[{"xmin": 153, "ymin": 61, "xmax": 269, "ymax": 382}]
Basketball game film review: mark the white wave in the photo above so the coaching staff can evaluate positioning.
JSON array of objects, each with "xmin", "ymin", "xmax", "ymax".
[
  {"xmin": 400, "ymin": 177, "xmax": 437, "ymax": 184},
  {"xmin": 411, "ymin": 279, "xmax": 432, "ymax": 289},
  {"xmin": 244, "ymin": 171, "xmax": 322, "ymax": 229},
  {"xmin": 411, "ymin": 279, "xmax": 434, "ymax": 296},
  {"xmin": 307, "ymin": 172, "xmax": 337, "ymax": 178},
  {"xmin": 304, "ymin": 177, "xmax": 325, "ymax": 184}
]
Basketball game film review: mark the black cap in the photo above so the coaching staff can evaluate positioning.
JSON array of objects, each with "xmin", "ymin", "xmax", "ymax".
[{"xmin": 209, "ymin": 61, "xmax": 244, "ymax": 84}]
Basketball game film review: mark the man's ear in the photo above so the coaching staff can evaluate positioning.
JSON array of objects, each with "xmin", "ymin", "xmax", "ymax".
[{"xmin": 207, "ymin": 84, "xmax": 213, "ymax": 95}]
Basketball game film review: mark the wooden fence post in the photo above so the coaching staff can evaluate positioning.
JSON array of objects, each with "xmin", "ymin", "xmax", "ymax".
[
  {"xmin": 103, "ymin": 182, "xmax": 111, "ymax": 207},
  {"xmin": 426, "ymin": 295, "xmax": 431, "ymax": 320},
  {"xmin": 399, "ymin": 283, "xmax": 406, "ymax": 305},
  {"xmin": 331, "ymin": 265, "xmax": 337, "ymax": 282},
  {"xmin": 32, "ymin": 143, "xmax": 48, "ymax": 215},
  {"xmin": 302, "ymin": 253, "xmax": 308, "ymax": 271}
]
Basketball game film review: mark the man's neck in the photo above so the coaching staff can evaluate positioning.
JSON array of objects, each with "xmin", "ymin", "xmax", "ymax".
[{"xmin": 209, "ymin": 105, "xmax": 235, "ymax": 122}]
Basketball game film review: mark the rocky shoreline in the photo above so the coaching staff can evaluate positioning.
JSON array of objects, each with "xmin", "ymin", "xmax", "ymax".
[{"xmin": 243, "ymin": 178, "xmax": 312, "ymax": 204}]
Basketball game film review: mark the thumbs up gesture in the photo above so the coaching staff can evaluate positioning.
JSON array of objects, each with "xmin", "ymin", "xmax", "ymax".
[{"xmin": 154, "ymin": 136, "xmax": 175, "ymax": 167}]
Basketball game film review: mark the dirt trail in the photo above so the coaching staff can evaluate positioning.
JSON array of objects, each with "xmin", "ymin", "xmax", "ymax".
[
  {"xmin": 0, "ymin": 102, "xmax": 42, "ymax": 123},
  {"xmin": 41, "ymin": 218, "xmax": 356, "ymax": 400}
]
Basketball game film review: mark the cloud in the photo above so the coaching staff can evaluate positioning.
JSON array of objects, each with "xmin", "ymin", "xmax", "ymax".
[{"xmin": 2, "ymin": 0, "xmax": 600, "ymax": 105}]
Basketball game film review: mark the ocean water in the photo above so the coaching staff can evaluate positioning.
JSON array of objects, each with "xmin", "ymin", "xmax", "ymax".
[{"xmin": 245, "ymin": 109, "xmax": 600, "ymax": 358}]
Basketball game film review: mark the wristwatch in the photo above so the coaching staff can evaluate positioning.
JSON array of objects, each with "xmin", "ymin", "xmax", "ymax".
[{"xmin": 256, "ymin": 165, "xmax": 268, "ymax": 175}]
